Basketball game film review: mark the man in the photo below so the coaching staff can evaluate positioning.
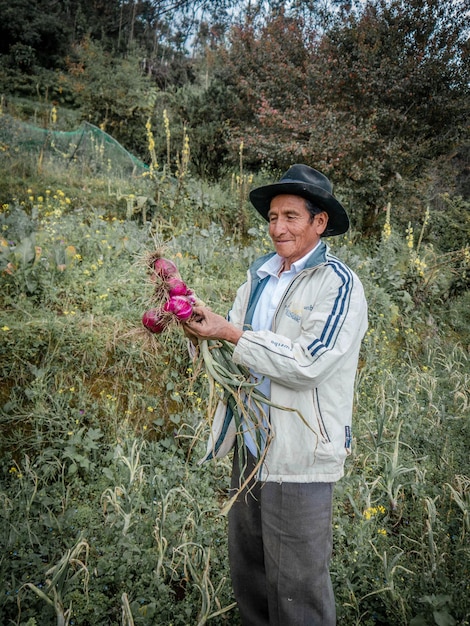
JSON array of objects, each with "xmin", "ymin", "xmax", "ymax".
[{"xmin": 184, "ymin": 164, "xmax": 368, "ymax": 626}]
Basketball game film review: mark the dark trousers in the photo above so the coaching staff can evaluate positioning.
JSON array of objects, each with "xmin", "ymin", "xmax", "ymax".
[{"xmin": 228, "ymin": 449, "xmax": 336, "ymax": 626}]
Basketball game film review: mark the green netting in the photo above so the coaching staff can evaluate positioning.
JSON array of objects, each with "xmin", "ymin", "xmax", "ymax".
[{"xmin": 0, "ymin": 114, "xmax": 148, "ymax": 177}]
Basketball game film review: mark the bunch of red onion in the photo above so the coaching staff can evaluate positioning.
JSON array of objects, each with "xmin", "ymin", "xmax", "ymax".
[{"xmin": 142, "ymin": 256, "xmax": 198, "ymax": 334}]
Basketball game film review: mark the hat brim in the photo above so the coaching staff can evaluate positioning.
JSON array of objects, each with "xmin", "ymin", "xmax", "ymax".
[{"xmin": 249, "ymin": 181, "xmax": 350, "ymax": 237}]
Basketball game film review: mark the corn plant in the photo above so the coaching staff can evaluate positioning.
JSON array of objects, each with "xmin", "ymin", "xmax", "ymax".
[
  {"xmin": 173, "ymin": 542, "xmax": 236, "ymax": 626},
  {"xmin": 361, "ymin": 372, "xmax": 404, "ymax": 459},
  {"xmin": 363, "ymin": 544, "xmax": 414, "ymax": 624},
  {"xmin": 121, "ymin": 592, "xmax": 135, "ymax": 626},
  {"xmin": 152, "ymin": 483, "xmax": 202, "ymax": 579}
]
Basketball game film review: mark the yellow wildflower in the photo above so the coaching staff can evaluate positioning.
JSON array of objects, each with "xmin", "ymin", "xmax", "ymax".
[{"xmin": 406, "ymin": 223, "xmax": 414, "ymax": 249}]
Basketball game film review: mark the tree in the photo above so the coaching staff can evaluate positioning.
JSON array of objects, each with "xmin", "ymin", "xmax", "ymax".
[
  {"xmin": 188, "ymin": 0, "xmax": 468, "ymax": 232},
  {"xmin": 317, "ymin": 0, "xmax": 468, "ymax": 150},
  {"xmin": 65, "ymin": 39, "xmax": 154, "ymax": 155},
  {"xmin": 313, "ymin": 0, "xmax": 469, "ymax": 230},
  {"xmin": 181, "ymin": 11, "xmax": 314, "ymax": 176},
  {"xmin": 0, "ymin": 0, "xmax": 244, "ymax": 69},
  {"xmin": 0, "ymin": 0, "xmax": 72, "ymax": 68}
]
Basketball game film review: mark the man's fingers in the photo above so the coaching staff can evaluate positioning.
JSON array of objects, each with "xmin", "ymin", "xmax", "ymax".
[
  {"xmin": 190, "ymin": 312, "xmax": 205, "ymax": 323},
  {"xmin": 187, "ymin": 306, "xmax": 209, "ymax": 326}
]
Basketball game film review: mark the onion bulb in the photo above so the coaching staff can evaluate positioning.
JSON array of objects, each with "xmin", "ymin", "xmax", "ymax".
[
  {"xmin": 167, "ymin": 277, "xmax": 189, "ymax": 297},
  {"xmin": 163, "ymin": 295, "xmax": 193, "ymax": 321},
  {"xmin": 152, "ymin": 257, "xmax": 179, "ymax": 279},
  {"xmin": 142, "ymin": 308, "xmax": 167, "ymax": 333}
]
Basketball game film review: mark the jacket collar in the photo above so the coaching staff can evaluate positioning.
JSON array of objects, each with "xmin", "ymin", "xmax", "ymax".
[
  {"xmin": 243, "ymin": 241, "xmax": 329, "ymax": 329},
  {"xmin": 249, "ymin": 240, "xmax": 328, "ymax": 278}
]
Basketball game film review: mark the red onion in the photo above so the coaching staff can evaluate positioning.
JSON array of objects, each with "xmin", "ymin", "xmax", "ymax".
[
  {"xmin": 142, "ymin": 308, "xmax": 167, "ymax": 333},
  {"xmin": 186, "ymin": 289, "xmax": 197, "ymax": 305},
  {"xmin": 163, "ymin": 295, "xmax": 193, "ymax": 321},
  {"xmin": 152, "ymin": 257, "xmax": 179, "ymax": 279},
  {"xmin": 167, "ymin": 277, "xmax": 189, "ymax": 297}
]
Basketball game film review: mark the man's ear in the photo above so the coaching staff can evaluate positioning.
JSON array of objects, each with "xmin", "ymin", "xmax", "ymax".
[{"xmin": 315, "ymin": 211, "xmax": 329, "ymax": 235}]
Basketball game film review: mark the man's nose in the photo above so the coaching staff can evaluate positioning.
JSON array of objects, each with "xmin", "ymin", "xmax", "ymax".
[{"xmin": 270, "ymin": 218, "xmax": 287, "ymax": 236}]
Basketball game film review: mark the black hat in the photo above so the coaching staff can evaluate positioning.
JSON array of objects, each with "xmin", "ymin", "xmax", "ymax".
[{"xmin": 249, "ymin": 164, "xmax": 350, "ymax": 236}]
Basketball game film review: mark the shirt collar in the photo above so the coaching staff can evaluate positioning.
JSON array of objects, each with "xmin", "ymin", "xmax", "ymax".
[{"xmin": 256, "ymin": 241, "xmax": 322, "ymax": 279}]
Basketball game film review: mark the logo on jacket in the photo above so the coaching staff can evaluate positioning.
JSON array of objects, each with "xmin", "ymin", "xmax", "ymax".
[{"xmin": 285, "ymin": 305, "xmax": 301, "ymax": 323}]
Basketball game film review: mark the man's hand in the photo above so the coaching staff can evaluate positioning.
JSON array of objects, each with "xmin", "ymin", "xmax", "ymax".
[{"xmin": 184, "ymin": 306, "xmax": 243, "ymax": 345}]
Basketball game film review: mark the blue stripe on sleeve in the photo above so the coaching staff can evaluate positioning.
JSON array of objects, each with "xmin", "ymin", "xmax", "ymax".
[{"xmin": 307, "ymin": 260, "xmax": 353, "ymax": 359}]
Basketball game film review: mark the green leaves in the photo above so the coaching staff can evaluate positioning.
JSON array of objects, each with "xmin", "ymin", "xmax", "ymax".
[
  {"xmin": 12, "ymin": 234, "xmax": 36, "ymax": 266},
  {"xmin": 63, "ymin": 427, "xmax": 103, "ymax": 475}
]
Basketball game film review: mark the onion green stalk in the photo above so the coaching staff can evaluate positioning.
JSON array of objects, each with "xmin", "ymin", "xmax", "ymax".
[{"xmin": 196, "ymin": 338, "xmax": 318, "ymax": 514}]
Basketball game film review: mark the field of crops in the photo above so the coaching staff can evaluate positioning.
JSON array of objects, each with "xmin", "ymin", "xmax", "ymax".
[{"xmin": 1, "ymin": 152, "xmax": 469, "ymax": 625}]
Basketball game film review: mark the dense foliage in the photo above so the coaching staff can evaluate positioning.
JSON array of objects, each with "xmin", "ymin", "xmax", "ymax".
[{"xmin": 187, "ymin": 0, "xmax": 468, "ymax": 233}]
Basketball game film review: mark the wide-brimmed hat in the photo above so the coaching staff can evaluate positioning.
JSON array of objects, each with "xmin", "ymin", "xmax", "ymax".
[{"xmin": 249, "ymin": 164, "xmax": 350, "ymax": 236}]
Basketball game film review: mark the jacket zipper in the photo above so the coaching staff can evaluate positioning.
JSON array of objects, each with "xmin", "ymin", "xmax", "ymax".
[{"xmin": 271, "ymin": 266, "xmax": 332, "ymax": 445}]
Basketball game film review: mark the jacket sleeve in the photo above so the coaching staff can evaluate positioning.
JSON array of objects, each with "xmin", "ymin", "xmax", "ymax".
[
  {"xmin": 227, "ymin": 280, "xmax": 249, "ymax": 328},
  {"xmin": 231, "ymin": 267, "xmax": 368, "ymax": 391}
]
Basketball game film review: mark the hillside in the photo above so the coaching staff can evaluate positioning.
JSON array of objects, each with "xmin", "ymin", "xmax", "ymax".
[
  {"xmin": 0, "ymin": 0, "xmax": 469, "ymax": 623},
  {"xmin": 0, "ymin": 118, "xmax": 469, "ymax": 623}
]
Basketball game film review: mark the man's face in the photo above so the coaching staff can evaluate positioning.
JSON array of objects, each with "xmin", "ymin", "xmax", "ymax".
[{"xmin": 268, "ymin": 194, "xmax": 328, "ymax": 269}]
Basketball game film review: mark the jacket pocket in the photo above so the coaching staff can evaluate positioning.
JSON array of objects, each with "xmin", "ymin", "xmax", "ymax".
[{"xmin": 313, "ymin": 438, "xmax": 338, "ymax": 465}]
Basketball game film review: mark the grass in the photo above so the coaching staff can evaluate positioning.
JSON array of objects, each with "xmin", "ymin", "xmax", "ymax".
[{"xmin": 0, "ymin": 148, "xmax": 469, "ymax": 625}]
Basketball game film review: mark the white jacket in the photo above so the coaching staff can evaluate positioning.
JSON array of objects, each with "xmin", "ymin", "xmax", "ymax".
[{"xmin": 202, "ymin": 241, "xmax": 368, "ymax": 483}]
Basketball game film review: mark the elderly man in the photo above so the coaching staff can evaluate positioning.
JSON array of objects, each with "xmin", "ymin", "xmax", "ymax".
[{"xmin": 185, "ymin": 164, "xmax": 368, "ymax": 626}]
